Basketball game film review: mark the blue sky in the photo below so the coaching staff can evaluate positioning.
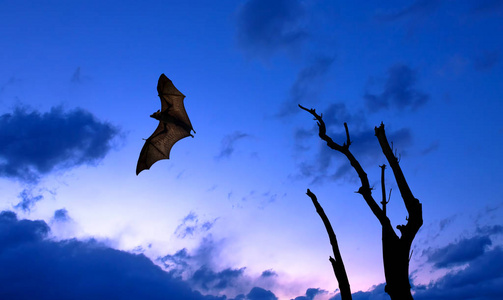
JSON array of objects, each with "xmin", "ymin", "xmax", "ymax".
[{"xmin": 0, "ymin": 0, "xmax": 502, "ymax": 299}]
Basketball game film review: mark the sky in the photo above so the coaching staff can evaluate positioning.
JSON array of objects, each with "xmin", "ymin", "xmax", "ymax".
[{"xmin": 0, "ymin": 0, "xmax": 502, "ymax": 299}]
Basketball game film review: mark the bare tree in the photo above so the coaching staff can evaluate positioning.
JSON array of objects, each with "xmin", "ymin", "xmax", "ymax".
[{"xmin": 299, "ymin": 104, "xmax": 423, "ymax": 300}]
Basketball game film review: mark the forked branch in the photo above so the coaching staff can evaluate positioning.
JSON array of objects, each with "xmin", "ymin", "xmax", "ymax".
[{"xmin": 299, "ymin": 104, "xmax": 390, "ymax": 229}]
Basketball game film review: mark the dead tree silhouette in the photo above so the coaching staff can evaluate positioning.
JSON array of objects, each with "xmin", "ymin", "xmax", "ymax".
[{"xmin": 299, "ymin": 104, "xmax": 423, "ymax": 300}]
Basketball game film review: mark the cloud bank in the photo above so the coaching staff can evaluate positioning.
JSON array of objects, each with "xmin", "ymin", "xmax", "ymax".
[
  {"xmin": 0, "ymin": 106, "xmax": 119, "ymax": 183},
  {"xmin": 1, "ymin": 210, "xmax": 502, "ymax": 299},
  {"xmin": 0, "ymin": 211, "xmax": 225, "ymax": 299}
]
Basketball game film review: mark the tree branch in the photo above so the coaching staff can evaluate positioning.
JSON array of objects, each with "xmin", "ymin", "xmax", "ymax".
[
  {"xmin": 374, "ymin": 124, "xmax": 423, "ymax": 241},
  {"xmin": 380, "ymin": 165, "xmax": 388, "ymax": 215},
  {"xmin": 306, "ymin": 189, "xmax": 352, "ymax": 300},
  {"xmin": 299, "ymin": 104, "xmax": 391, "ymax": 230}
]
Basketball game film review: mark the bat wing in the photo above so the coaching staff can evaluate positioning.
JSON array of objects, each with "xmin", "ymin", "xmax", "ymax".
[
  {"xmin": 157, "ymin": 73, "xmax": 193, "ymax": 132},
  {"xmin": 136, "ymin": 74, "xmax": 194, "ymax": 175},
  {"xmin": 136, "ymin": 121, "xmax": 192, "ymax": 175}
]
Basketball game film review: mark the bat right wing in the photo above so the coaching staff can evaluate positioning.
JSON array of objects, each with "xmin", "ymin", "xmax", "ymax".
[{"xmin": 135, "ymin": 120, "xmax": 192, "ymax": 175}]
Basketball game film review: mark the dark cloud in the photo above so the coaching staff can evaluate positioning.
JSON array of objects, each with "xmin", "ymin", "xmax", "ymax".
[
  {"xmin": 0, "ymin": 106, "xmax": 119, "ymax": 183},
  {"xmin": 0, "ymin": 211, "xmax": 227, "ymax": 300},
  {"xmin": 294, "ymin": 288, "xmax": 328, "ymax": 300},
  {"xmin": 426, "ymin": 235, "xmax": 493, "ymax": 268},
  {"xmin": 0, "ymin": 210, "xmax": 50, "ymax": 247},
  {"xmin": 158, "ymin": 236, "xmax": 280, "ymax": 298},
  {"xmin": 364, "ymin": 64, "xmax": 428, "ymax": 112},
  {"xmin": 159, "ymin": 248, "xmax": 191, "ymax": 270},
  {"xmin": 260, "ymin": 269, "xmax": 277, "ymax": 278},
  {"xmin": 376, "ymin": 0, "xmax": 441, "ymax": 22},
  {"xmin": 191, "ymin": 266, "xmax": 246, "ymax": 292},
  {"xmin": 279, "ymin": 56, "xmax": 335, "ymax": 117},
  {"xmin": 14, "ymin": 188, "xmax": 43, "ymax": 212},
  {"xmin": 174, "ymin": 212, "xmax": 218, "ymax": 239},
  {"xmin": 414, "ymin": 247, "xmax": 503, "ymax": 300},
  {"xmin": 425, "ymin": 225, "xmax": 503, "ymax": 269},
  {"xmin": 215, "ymin": 132, "xmax": 250, "ymax": 160},
  {"xmin": 53, "ymin": 208, "xmax": 71, "ymax": 222},
  {"xmin": 159, "ymin": 236, "xmax": 247, "ymax": 292},
  {"xmin": 408, "ymin": 228, "xmax": 503, "ymax": 299},
  {"xmin": 246, "ymin": 287, "xmax": 278, "ymax": 300},
  {"xmin": 235, "ymin": 0, "xmax": 307, "ymax": 57},
  {"xmin": 331, "ymin": 260, "xmax": 503, "ymax": 300},
  {"xmin": 473, "ymin": 50, "xmax": 500, "ymax": 71}
]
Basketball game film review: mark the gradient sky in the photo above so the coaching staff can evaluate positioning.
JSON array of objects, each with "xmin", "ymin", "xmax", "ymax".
[{"xmin": 1, "ymin": 1, "xmax": 502, "ymax": 299}]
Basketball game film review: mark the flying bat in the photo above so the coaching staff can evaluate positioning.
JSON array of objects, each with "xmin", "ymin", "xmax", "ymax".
[{"xmin": 136, "ymin": 74, "xmax": 195, "ymax": 175}]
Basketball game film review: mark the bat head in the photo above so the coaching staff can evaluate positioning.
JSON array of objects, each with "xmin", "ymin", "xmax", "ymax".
[{"xmin": 150, "ymin": 110, "xmax": 161, "ymax": 120}]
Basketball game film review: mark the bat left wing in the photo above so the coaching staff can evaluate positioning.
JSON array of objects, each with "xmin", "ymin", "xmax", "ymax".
[
  {"xmin": 157, "ymin": 73, "xmax": 193, "ymax": 133},
  {"xmin": 136, "ymin": 74, "xmax": 194, "ymax": 175}
]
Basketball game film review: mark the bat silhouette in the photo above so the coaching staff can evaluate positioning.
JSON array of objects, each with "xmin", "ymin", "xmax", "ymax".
[{"xmin": 136, "ymin": 74, "xmax": 194, "ymax": 175}]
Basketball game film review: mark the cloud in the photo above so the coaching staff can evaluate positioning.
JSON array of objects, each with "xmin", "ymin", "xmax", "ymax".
[
  {"xmin": 0, "ymin": 106, "xmax": 119, "ymax": 183},
  {"xmin": 174, "ymin": 212, "xmax": 218, "ymax": 239},
  {"xmin": 260, "ymin": 269, "xmax": 278, "ymax": 278},
  {"xmin": 294, "ymin": 288, "xmax": 328, "ymax": 300},
  {"xmin": 423, "ymin": 223, "xmax": 503, "ymax": 269},
  {"xmin": 159, "ymin": 236, "xmax": 250, "ymax": 295},
  {"xmin": 365, "ymin": 64, "xmax": 428, "ymax": 112},
  {"xmin": 235, "ymin": 0, "xmax": 307, "ymax": 57},
  {"xmin": 414, "ymin": 247, "xmax": 503, "ymax": 300},
  {"xmin": 215, "ymin": 131, "xmax": 250, "ymax": 160},
  {"xmin": 191, "ymin": 266, "xmax": 246, "ymax": 292},
  {"xmin": 477, "ymin": 224, "xmax": 503, "ymax": 235},
  {"xmin": 375, "ymin": 0, "xmax": 441, "ymax": 22},
  {"xmin": 0, "ymin": 210, "xmax": 231, "ymax": 300},
  {"xmin": 14, "ymin": 188, "xmax": 44, "ymax": 212},
  {"xmin": 0, "ymin": 210, "xmax": 50, "ymax": 247},
  {"xmin": 52, "ymin": 208, "xmax": 71, "ymax": 222},
  {"xmin": 425, "ymin": 235, "xmax": 493, "ymax": 268},
  {"xmin": 409, "ymin": 228, "xmax": 503, "ymax": 300},
  {"xmin": 245, "ymin": 287, "xmax": 278, "ymax": 300},
  {"xmin": 158, "ymin": 235, "xmax": 282, "ymax": 298},
  {"xmin": 279, "ymin": 56, "xmax": 335, "ymax": 117},
  {"xmin": 329, "ymin": 283, "xmax": 388, "ymax": 300},
  {"xmin": 424, "ymin": 225, "xmax": 503, "ymax": 269}
]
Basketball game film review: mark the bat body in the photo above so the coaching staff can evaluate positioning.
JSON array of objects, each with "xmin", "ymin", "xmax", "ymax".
[{"xmin": 136, "ymin": 74, "xmax": 194, "ymax": 175}]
